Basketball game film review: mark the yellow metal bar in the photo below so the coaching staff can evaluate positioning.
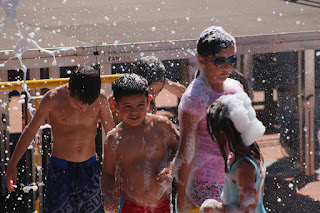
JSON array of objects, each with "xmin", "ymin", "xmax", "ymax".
[{"xmin": 0, "ymin": 74, "xmax": 123, "ymax": 91}]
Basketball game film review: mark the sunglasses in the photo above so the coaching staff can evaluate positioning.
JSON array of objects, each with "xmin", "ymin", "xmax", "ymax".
[{"xmin": 204, "ymin": 55, "xmax": 237, "ymax": 66}]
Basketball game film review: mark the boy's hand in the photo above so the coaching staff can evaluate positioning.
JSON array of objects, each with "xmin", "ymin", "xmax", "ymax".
[
  {"xmin": 200, "ymin": 199, "xmax": 222, "ymax": 213},
  {"xmin": 5, "ymin": 166, "xmax": 18, "ymax": 192},
  {"xmin": 103, "ymin": 201, "xmax": 117, "ymax": 212},
  {"xmin": 156, "ymin": 167, "xmax": 172, "ymax": 184},
  {"xmin": 177, "ymin": 197, "xmax": 197, "ymax": 213}
]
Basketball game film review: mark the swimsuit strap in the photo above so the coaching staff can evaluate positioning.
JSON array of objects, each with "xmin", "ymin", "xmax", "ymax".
[
  {"xmin": 243, "ymin": 156, "xmax": 260, "ymax": 188},
  {"xmin": 229, "ymin": 156, "xmax": 260, "ymax": 188}
]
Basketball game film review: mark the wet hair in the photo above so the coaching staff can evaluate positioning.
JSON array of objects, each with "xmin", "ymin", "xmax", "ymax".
[
  {"xmin": 131, "ymin": 56, "xmax": 166, "ymax": 86},
  {"xmin": 112, "ymin": 73, "xmax": 149, "ymax": 102},
  {"xmin": 207, "ymin": 98, "xmax": 262, "ymax": 172},
  {"xmin": 197, "ymin": 26, "xmax": 236, "ymax": 57},
  {"xmin": 69, "ymin": 66, "xmax": 101, "ymax": 105}
]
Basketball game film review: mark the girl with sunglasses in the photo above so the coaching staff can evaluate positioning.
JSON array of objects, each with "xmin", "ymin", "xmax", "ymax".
[
  {"xmin": 176, "ymin": 26, "xmax": 244, "ymax": 212},
  {"xmin": 200, "ymin": 91, "xmax": 266, "ymax": 213}
]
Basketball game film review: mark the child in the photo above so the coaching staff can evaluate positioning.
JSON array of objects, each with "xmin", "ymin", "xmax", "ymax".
[
  {"xmin": 6, "ymin": 66, "xmax": 114, "ymax": 212},
  {"xmin": 101, "ymin": 73, "xmax": 179, "ymax": 212},
  {"xmin": 109, "ymin": 56, "xmax": 186, "ymax": 122},
  {"xmin": 132, "ymin": 56, "xmax": 186, "ymax": 102},
  {"xmin": 176, "ymin": 26, "xmax": 243, "ymax": 212},
  {"xmin": 200, "ymin": 91, "xmax": 266, "ymax": 213}
]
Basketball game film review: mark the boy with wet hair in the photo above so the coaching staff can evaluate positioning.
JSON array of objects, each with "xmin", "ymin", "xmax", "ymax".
[
  {"xmin": 132, "ymin": 56, "xmax": 186, "ymax": 100},
  {"xmin": 102, "ymin": 73, "xmax": 179, "ymax": 212},
  {"xmin": 69, "ymin": 66, "xmax": 102, "ymax": 105},
  {"xmin": 109, "ymin": 56, "xmax": 186, "ymax": 123},
  {"xmin": 132, "ymin": 56, "xmax": 167, "ymax": 87},
  {"xmin": 6, "ymin": 65, "xmax": 114, "ymax": 213}
]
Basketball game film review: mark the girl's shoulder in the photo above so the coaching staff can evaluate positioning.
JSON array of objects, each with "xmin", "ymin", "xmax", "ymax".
[
  {"xmin": 179, "ymin": 78, "xmax": 220, "ymax": 114},
  {"xmin": 230, "ymin": 156, "xmax": 257, "ymax": 185},
  {"xmin": 224, "ymin": 78, "xmax": 244, "ymax": 93},
  {"xmin": 228, "ymin": 154, "xmax": 257, "ymax": 173}
]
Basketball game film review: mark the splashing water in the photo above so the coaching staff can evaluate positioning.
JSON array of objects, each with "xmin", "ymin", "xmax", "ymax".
[{"xmin": 1, "ymin": 1, "xmax": 75, "ymax": 201}]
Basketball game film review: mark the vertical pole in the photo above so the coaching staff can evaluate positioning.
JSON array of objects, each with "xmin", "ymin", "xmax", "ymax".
[
  {"xmin": 297, "ymin": 51, "xmax": 304, "ymax": 173},
  {"xmin": 304, "ymin": 50, "xmax": 315, "ymax": 175},
  {"xmin": 34, "ymin": 90, "xmax": 43, "ymax": 213},
  {"xmin": 243, "ymin": 54, "xmax": 253, "ymax": 98}
]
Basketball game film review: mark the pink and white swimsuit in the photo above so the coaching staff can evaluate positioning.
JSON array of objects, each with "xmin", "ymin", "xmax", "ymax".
[{"xmin": 178, "ymin": 76, "xmax": 243, "ymax": 205}]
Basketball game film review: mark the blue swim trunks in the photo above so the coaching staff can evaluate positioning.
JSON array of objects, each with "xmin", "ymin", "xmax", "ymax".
[{"xmin": 45, "ymin": 155, "xmax": 103, "ymax": 213}]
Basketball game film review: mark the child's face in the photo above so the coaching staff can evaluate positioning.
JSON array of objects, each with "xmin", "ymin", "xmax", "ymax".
[
  {"xmin": 115, "ymin": 94, "xmax": 151, "ymax": 127},
  {"xmin": 198, "ymin": 44, "xmax": 235, "ymax": 84}
]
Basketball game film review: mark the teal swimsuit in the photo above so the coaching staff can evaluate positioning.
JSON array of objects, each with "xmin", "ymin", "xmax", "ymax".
[{"xmin": 222, "ymin": 156, "xmax": 266, "ymax": 213}]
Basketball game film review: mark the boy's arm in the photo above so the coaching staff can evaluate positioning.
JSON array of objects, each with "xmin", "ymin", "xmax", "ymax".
[
  {"xmin": 99, "ymin": 91, "xmax": 115, "ymax": 134},
  {"xmin": 166, "ymin": 119, "xmax": 180, "ymax": 167},
  {"xmin": 156, "ymin": 119, "xmax": 180, "ymax": 182},
  {"xmin": 6, "ymin": 92, "xmax": 52, "ymax": 191},
  {"xmin": 101, "ymin": 133, "xmax": 119, "ymax": 210},
  {"xmin": 176, "ymin": 111, "xmax": 199, "ymax": 212},
  {"xmin": 163, "ymin": 78, "xmax": 186, "ymax": 99}
]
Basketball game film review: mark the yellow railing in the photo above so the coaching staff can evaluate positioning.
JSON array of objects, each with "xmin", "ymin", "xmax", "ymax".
[
  {"xmin": 0, "ymin": 73, "xmax": 123, "ymax": 213},
  {"xmin": 0, "ymin": 74, "xmax": 123, "ymax": 91}
]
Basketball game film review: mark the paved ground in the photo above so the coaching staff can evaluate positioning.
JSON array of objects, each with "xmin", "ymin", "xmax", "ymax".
[
  {"xmin": 257, "ymin": 134, "xmax": 320, "ymax": 212},
  {"xmin": 0, "ymin": 0, "xmax": 320, "ymax": 50}
]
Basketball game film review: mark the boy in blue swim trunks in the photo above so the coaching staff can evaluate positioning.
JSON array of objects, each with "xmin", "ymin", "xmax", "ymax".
[
  {"xmin": 6, "ymin": 66, "xmax": 114, "ymax": 212},
  {"xmin": 101, "ymin": 74, "xmax": 179, "ymax": 212}
]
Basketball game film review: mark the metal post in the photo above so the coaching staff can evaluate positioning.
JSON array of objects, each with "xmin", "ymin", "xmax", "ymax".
[
  {"xmin": 298, "ymin": 50, "xmax": 315, "ymax": 175},
  {"xmin": 243, "ymin": 54, "xmax": 253, "ymax": 98},
  {"xmin": 304, "ymin": 50, "xmax": 315, "ymax": 175},
  {"xmin": 298, "ymin": 51, "xmax": 304, "ymax": 173}
]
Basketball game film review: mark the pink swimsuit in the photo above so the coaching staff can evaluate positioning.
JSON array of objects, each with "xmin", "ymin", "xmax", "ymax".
[{"xmin": 178, "ymin": 76, "xmax": 243, "ymax": 205}]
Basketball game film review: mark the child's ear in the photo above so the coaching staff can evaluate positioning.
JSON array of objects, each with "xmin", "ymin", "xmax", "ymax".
[
  {"xmin": 147, "ymin": 94, "xmax": 153, "ymax": 104},
  {"xmin": 111, "ymin": 98, "xmax": 119, "ymax": 111},
  {"xmin": 197, "ymin": 55, "xmax": 206, "ymax": 68}
]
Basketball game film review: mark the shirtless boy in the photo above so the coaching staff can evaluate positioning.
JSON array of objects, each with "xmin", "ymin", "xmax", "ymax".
[
  {"xmin": 5, "ymin": 66, "xmax": 114, "ymax": 213},
  {"xmin": 101, "ymin": 73, "xmax": 179, "ymax": 212}
]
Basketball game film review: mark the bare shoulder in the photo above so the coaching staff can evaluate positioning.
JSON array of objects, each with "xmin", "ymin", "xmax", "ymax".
[
  {"xmin": 146, "ymin": 114, "xmax": 179, "ymax": 138},
  {"xmin": 96, "ymin": 89, "xmax": 109, "ymax": 106},
  {"xmin": 100, "ymin": 89, "xmax": 109, "ymax": 99},
  {"xmin": 234, "ymin": 158, "xmax": 256, "ymax": 184},
  {"xmin": 40, "ymin": 85, "xmax": 65, "ymax": 105},
  {"xmin": 236, "ymin": 159, "xmax": 255, "ymax": 172},
  {"xmin": 147, "ymin": 113, "xmax": 171, "ymax": 126}
]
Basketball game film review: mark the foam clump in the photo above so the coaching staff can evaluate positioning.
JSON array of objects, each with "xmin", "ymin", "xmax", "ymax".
[{"xmin": 221, "ymin": 91, "xmax": 265, "ymax": 146}]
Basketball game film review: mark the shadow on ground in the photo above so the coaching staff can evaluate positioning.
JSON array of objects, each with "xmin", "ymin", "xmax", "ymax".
[{"xmin": 264, "ymin": 157, "xmax": 320, "ymax": 212}]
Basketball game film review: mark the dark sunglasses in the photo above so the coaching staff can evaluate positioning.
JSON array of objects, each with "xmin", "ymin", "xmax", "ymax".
[{"xmin": 204, "ymin": 55, "xmax": 237, "ymax": 66}]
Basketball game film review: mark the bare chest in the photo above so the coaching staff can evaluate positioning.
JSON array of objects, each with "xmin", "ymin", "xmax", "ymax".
[
  {"xmin": 116, "ymin": 131, "xmax": 167, "ymax": 163},
  {"xmin": 49, "ymin": 104, "xmax": 99, "ymax": 127}
]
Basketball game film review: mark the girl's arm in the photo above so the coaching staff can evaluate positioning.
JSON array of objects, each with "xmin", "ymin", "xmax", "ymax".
[
  {"xmin": 234, "ymin": 159, "xmax": 258, "ymax": 212},
  {"xmin": 176, "ymin": 111, "xmax": 199, "ymax": 212}
]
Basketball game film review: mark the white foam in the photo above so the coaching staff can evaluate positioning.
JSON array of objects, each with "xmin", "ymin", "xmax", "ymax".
[{"xmin": 221, "ymin": 91, "xmax": 266, "ymax": 146}]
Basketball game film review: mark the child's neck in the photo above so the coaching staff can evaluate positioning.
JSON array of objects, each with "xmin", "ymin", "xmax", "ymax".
[
  {"xmin": 210, "ymin": 83, "xmax": 224, "ymax": 93},
  {"xmin": 204, "ymin": 76, "xmax": 225, "ymax": 93}
]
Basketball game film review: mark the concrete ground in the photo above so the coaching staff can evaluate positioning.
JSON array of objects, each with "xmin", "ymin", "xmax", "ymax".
[
  {"xmin": 256, "ymin": 134, "xmax": 320, "ymax": 212},
  {"xmin": 0, "ymin": 0, "xmax": 320, "ymax": 51}
]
